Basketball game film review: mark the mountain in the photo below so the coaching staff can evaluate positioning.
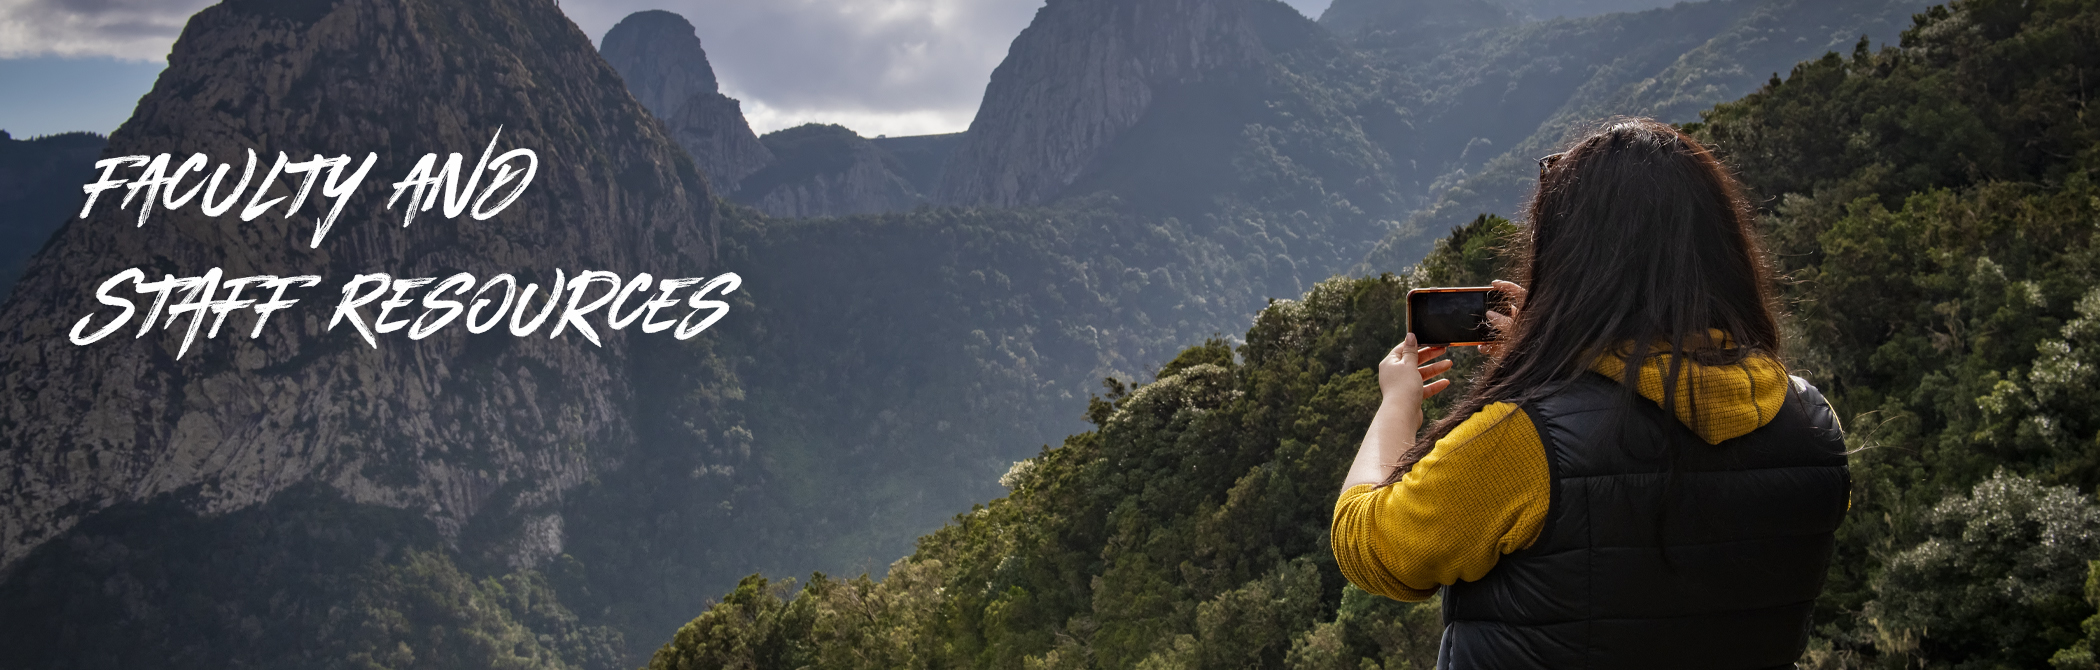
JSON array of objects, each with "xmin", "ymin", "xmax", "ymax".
[
  {"xmin": 563, "ymin": 0, "xmax": 1944, "ymax": 628},
  {"xmin": 937, "ymin": 0, "xmax": 1332, "ymax": 209},
  {"xmin": 597, "ymin": 10, "xmax": 718, "ymax": 119},
  {"xmin": 930, "ymin": 0, "xmax": 1932, "ymax": 277},
  {"xmin": 600, "ymin": 10, "xmax": 774, "ymax": 190},
  {"xmin": 540, "ymin": 1, "xmax": 1402, "ymax": 637},
  {"xmin": 639, "ymin": 2, "xmax": 2100, "ymax": 667},
  {"xmin": 0, "ymin": 130, "xmax": 106, "ymax": 301},
  {"xmin": 0, "ymin": 0, "xmax": 721, "ymax": 665},
  {"xmin": 733, "ymin": 123, "xmax": 924, "ymax": 218}
]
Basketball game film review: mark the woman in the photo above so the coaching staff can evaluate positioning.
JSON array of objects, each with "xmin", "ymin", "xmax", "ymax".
[{"xmin": 1331, "ymin": 118, "xmax": 1849, "ymax": 668}]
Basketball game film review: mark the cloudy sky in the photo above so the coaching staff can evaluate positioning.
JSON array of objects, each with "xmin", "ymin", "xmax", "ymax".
[{"xmin": 0, "ymin": 0, "xmax": 1334, "ymax": 139}]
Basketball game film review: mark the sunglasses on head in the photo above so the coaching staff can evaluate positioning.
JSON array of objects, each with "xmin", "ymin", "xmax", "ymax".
[{"xmin": 1537, "ymin": 152, "xmax": 1566, "ymax": 179}]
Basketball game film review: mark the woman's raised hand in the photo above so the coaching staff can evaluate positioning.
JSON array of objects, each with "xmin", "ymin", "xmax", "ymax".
[
  {"xmin": 1379, "ymin": 333, "xmax": 1454, "ymax": 419},
  {"xmin": 1482, "ymin": 279, "xmax": 1528, "ymax": 357}
]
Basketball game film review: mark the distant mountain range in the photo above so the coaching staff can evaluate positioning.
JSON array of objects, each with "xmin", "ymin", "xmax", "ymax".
[{"xmin": 614, "ymin": 0, "xmax": 1925, "ymax": 270}]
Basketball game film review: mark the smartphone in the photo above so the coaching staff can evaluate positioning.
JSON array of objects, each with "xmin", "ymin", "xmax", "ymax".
[{"xmin": 1407, "ymin": 286, "xmax": 1509, "ymax": 347}]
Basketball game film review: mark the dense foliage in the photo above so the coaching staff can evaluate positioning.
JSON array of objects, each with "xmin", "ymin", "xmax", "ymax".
[
  {"xmin": 1685, "ymin": 0, "xmax": 2100, "ymax": 664},
  {"xmin": 646, "ymin": 0, "xmax": 2100, "ymax": 667}
]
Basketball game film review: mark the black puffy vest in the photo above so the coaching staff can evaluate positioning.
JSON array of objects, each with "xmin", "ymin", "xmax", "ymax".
[{"xmin": 1437, "ymin": 372, "xmax": 1850, "ymax": 669}]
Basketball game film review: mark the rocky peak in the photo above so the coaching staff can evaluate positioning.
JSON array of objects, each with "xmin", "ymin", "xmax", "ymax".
[
  {"xmin": 599, "ymin": 9, "xmax": 720, "ymax": 119},
  {"xmin": 936, "ymin": 0, "xmax": 1300, "ymax": 208},
  {"xmin": 601, "ymin": 10, "xmax": 774, "ymax": 192},
  {"xmin": 0, "ymin": 0, "xmax": 717, "ymax": 570}
]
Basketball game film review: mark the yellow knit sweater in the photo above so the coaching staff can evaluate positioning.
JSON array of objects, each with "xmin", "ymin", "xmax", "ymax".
[{"xmin": 1330, "ymin": 349, "xmax": 1790, "ymax": 601}]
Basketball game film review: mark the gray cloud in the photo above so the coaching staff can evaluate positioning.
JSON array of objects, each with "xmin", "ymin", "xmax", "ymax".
[
  {"xmin": 1282, "ymin": 0, "xmax": 1333, "ymax": 19},
  {"xmin": 561, "ymin": 0, "xmax": 1047, "ymax": 136},
  {"xmin": 0, "ymin": 0, "xmax": 211, "ymax": 60}
]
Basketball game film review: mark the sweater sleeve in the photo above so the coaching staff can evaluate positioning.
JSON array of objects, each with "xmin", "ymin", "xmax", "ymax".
[{"xmin": 1330, "ymin": 402, "xmax": 1552, "ymax": 601}]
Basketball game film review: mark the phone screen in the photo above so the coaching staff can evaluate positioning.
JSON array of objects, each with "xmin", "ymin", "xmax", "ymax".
[{"xmin": 1408, "ymin": 288, "xmax": 1501, "ymax": 346}]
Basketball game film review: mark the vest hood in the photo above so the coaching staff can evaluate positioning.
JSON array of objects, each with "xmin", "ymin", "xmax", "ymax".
[{"xmin": 1586, "ymin": 334, "xmax": 1788, "ymax": 444}]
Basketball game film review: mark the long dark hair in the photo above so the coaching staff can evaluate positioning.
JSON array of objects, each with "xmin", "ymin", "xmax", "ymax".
[{"xmin": 1381, "ymin": 117, "xmax": 1780, "ymax": 485}]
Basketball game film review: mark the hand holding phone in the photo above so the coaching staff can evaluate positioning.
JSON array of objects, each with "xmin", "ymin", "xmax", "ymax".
[{"xmin": 1482, "ymin": 279, "xmax": 1526, "ymax": 355}]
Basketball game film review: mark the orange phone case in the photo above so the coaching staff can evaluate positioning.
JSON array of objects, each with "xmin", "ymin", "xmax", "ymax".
[{"xmin": 1406, "ymin": 286, "xmax": 1499, "ymax": 347}]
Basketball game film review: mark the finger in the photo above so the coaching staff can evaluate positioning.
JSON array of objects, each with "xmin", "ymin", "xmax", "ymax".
[
  {"xmin": 1423, "ymin": 378, "xmax": 1453, "ymax": 398},
  {"xmin": 1399, "ymin": 332, "xmax": 1418, "ymax": 367},
  {"xmin": 1485, "ymin": 310, "xmax": 1511, "ymax": 329},
  {"xmin": 1418, "ymin": 358, "xmax": 1454, "ymax": 378},
  {"xmin": 1492, "ymin": 279, "xmax": 1528, "ymax": 301},
  {"xmin": 1418, "ymin": 345, "xmax": 1447, "ymax": 362},
  {"xmin": 1493, "ymin": 280, "xmax": 1527, "ymax": 318}
]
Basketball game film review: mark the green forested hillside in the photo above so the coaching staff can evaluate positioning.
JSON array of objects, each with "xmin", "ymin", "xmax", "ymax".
[{"xmin": 643, "ymin": 1, "xmax": 2100, "ymax": 667}]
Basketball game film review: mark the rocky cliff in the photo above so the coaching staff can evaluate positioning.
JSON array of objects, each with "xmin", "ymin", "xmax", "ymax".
[
  {"xmin": 0, "ymin": 0, "xmax": 717, "ymax": 574},
  {"xmin": 735, "ymin": 124, "xmax": 923, "ymax": 218},
  {"xmin": 601, "ymin": 10, "xmax": 773, "ymax": 191},
  {"xmin": 935, "ymin": 0, "xmax": 1295, "ymax": 208}
]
